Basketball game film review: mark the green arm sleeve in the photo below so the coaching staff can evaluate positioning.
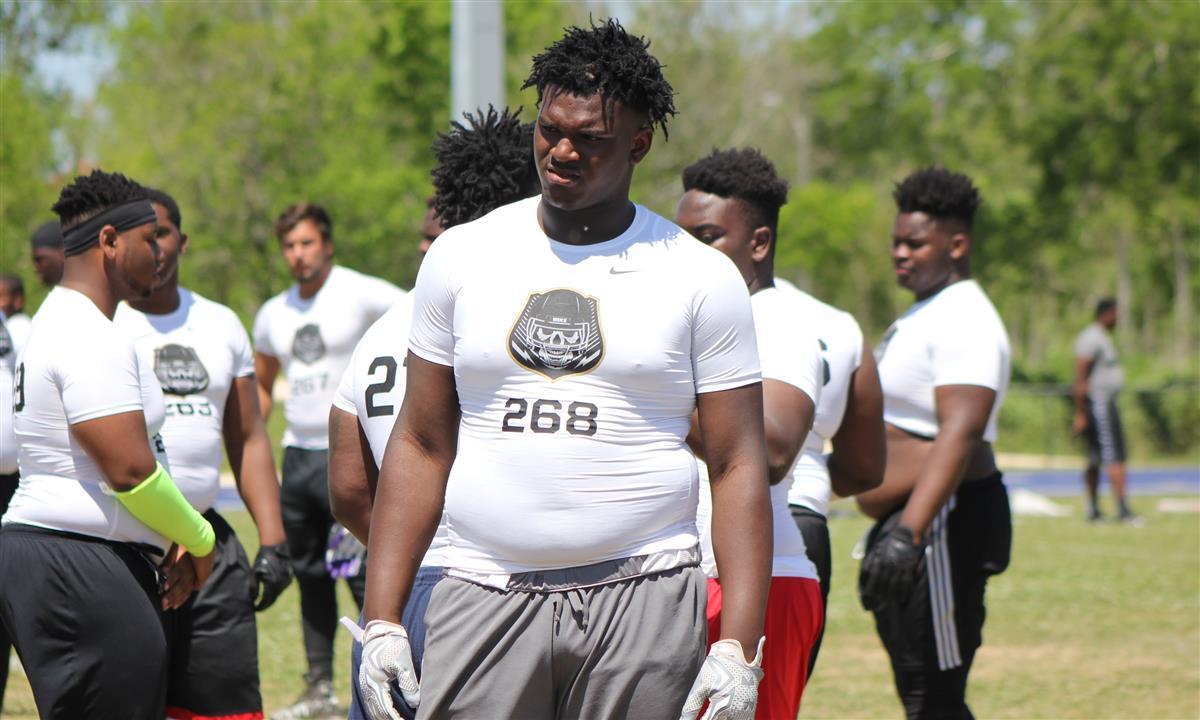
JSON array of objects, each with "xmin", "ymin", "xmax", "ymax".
[{"xmin": 113, "ymin": 463, "xmax": 216, "ymax": 557}]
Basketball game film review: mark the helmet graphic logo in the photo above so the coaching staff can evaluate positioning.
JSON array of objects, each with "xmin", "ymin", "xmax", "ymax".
[
  {"xmin": 292, "ymin": 323, "xmax": 326, "ymax": 365},
  {"xmin": 154, "ymin": 344, "xmax": 210, "ymax": 395},
  {"xmin": 509, "ymin": 289, "xmax": 604, "ymax": 380}
]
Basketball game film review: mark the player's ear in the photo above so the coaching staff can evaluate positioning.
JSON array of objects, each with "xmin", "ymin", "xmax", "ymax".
[
  {"xmin": 630, "ymin": 126, "xmax": 653, "ymax": 165},
  {"xmin": 179, "ymin": 233, "xmax": 190, "ymax": 255},
  {"xmin": 751, "ymin": 226, "xmax": 773, "ymax": 263},
  {"xmin": 949, "ymin": 231, "xmax": 970, "ymax": 261},
  {"xmin": 99, "ymin": 225, "xmax": 120, "ymax": 259}
]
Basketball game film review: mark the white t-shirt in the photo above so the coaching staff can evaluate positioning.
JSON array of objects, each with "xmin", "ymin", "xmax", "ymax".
[
  {"xmin": 114, "ymin": 288, "xmax": 255, "ymax": 513},
  {"xmin": 774, "ymin": 279, "xmax": 865, "ymax": 516},
  {"xmin": 0, "ymin": 313, "xmax": 17, "ymax": 474},
  {"xmin": 3, "ymin": 287, "xmax": 172, "ymax": 550},
  {"xmin": 408, "ymin": 197, "xmax": 761, "ymax": 582},
  {"xmin": 696, "ymin": 286, "xmax": 821, "ymax": 580},
  {"xmin": 4, "ymin": 312, "xmax": 31, "ymax": 357},
  {"xmin": 253, "ymin": 265, "xmax": 404, "ymax": 449},
  {"xmin": 876, "ymin": 280, "xmax": 1010, "ymax": 442},
  {"xmin": 332, "ymin": 295, "xmax": 449, "ymax": 567}
]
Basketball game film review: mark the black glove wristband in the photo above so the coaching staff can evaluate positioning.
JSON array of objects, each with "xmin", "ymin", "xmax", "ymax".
[{"xmin": 252, "ymin": 542, "xmax": 294, "ymax": 612}]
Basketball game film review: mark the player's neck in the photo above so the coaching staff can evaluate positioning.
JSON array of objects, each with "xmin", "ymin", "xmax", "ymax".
[
  {"xmin": 128, "ymin": 276, "xmax": 181, "ymax": 315},
  {"xmin": 914, "ymin": 268, "xmax": 971, "ymax": 302},
  {"xmin": 60, "ymin": 257, "xmax": 118, "ymax": 319},
  {"xmin": 538, "ymin": 197, "xmax": 636, "ymax": 246},
  {"xmin": 748, "ymin": 265, "xmax": 775, "ymax": 296},
  {"xmin": 297, "ymin": 262, "xmax": 333, "ymax": 299}
]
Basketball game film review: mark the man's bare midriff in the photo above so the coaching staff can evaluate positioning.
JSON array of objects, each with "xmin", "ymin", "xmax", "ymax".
[{"xmin": 856, "ymin": 423, "xmax": 998, "ymax": 519}]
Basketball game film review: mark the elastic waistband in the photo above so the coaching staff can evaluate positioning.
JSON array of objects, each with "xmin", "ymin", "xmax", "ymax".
[
  {"xmin": 958, "ymin": 471, "xmax": 1004, "ymax": 494},
  {"xmin": 0, "ymin": 522, "xmax": 165, "ymax": 559},
  {"xmin": 449, "ymin": 546, "xmax": 700, "ymax": 593}
]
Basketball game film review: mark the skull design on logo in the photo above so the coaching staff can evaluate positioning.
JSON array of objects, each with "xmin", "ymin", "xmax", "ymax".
[
  {"xmin": 508, "ymin": 289, "xmax": 604, "ymax": 379},
  {"xmin": 292, "ymin": 323, "xmax": 326, "ymax": 364},
  {"xmin": 154, "ymin": 344, "xmax": 210, "ymax": 395}
]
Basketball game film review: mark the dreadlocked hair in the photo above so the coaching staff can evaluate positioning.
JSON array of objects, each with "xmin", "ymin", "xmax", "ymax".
[
  {"xmin": 51, "ymin": 169, "xmax": 148, "ymax": 230},
  {"xmin": 682, "ymin": 148, "xmax": 790, "ymax": 232},
  {"xmin": 431, "ymin": 106, "xmax": 539, "ymax": 228},
  {"xmin": 522, "ymin": 17, "xmax": 676, "ymax": 139},
  {"xmin": 893, "ymin": 166, "xmax": 982, "ymax": 228}
]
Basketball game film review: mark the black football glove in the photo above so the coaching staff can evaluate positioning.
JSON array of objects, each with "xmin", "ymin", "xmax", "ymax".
[
  {"xmin": 859, "ymin": 525, "xmax": 925, "ymax": 612},
  {"xmin": 252, "ymin": 543, "xmax": 293, "ymax": 611}
]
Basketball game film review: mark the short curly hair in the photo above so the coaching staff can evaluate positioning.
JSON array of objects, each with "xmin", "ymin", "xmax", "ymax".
[
  {"xmin": 431, "ymin": 106, "xmax": 540, "ymax": 228},
  {"xmin": 51, "ymin": 169, "xmax": 148, "ymax": 229},
  {"xmin": 141, "ymin": 187, "xmax": 183, "ymax": 231},
  {"xmin": 681, "ymin": 148, "xmax": 790, "ymax": 233},
  {"xmin": 893, "ymin": 166, "xmax": 982, "ymax": 228},
  {"xmin": 523, "ymin": 18, "xmax": 676, "ymax": 138}
]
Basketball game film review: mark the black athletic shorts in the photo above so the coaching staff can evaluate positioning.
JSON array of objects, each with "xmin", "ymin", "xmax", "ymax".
[
  {"xmin": 0, "ymin": 524, "xmax": 168, "ymax": 720},
  {"xmin": 281, "ymin": 446, "xmax": 338, "ymax": 581},
  {"xmin": 1084, "ymin": 397, "xmax": 1127, "ymax": 466},
  {"xmin": 861, "ymin": 474, "xmax": 1011, "ymax": 720},
  {"xmin": 790, "ymin": 504, "xmax": 830, "ymax": 676},
  {"xmin": 164, "ymin": 509, "xmax": 261, "ymax": 718},
  {"xmin": 0, "ymin": 472, "xmax": 17, "ymax": 710}
]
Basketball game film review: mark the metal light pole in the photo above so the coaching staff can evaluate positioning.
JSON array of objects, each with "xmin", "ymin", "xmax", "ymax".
[{"xmin": 451, "ymin": 0, "xmax": 505, "ymax": 120}]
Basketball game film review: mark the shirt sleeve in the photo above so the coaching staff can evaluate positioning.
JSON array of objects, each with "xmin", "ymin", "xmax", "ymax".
[
  {"xmin": 758, "ymin": 325, "xmax": 823, "ymax": 406},
  {"xmin": 1074, "ymin": 327, "xmax": 1099, "ymax": 361},
  {"xmin": 331, "ymin": 354, "xmax": 358, "ymax": 416},
  {"xmin": 846, "ymin": 312, "xmax": 865, "ymax": 372},
  {"xmin": 58, "ymin": 329, "xmax": 145, "ymax": 424},
  {"xmin": 228, "ymin": 310, "xmax": 256, "ymax": 378},
  {"xmin": 691, "ymin": 254, "xmax": 762, "ymax": 394},
  {"xmin": 252, "ymin": 302, "xmax": 275, "ymax": 357},
  {"xmin": 407, "ymin": 231, "xmax": 459, "ymax": 368},
  {"xmin": 363, "ymin": 277, "xmax": 405, "ymax": 324},
  {"xmin": 930, "ymin": 322, "xmax": 1007, "ymax": 391}
]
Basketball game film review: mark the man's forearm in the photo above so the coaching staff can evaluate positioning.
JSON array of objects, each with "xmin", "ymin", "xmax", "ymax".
[
  {"xmin": 236, "ymin": 429, "xmax": 286, "ymax": 546},
  {"xmin": 363, "ymin": 432, "xmax": 450, "ymax": 623},
  {"xmin": 710, "ymin": 459, "xmax": 772, "ymax": 657},
  {"xmin": 256, "ymin": 383, "xmax": 273, "ymax": 421},
  {"xmin": 897, "ymin": 431, "xmax": 973, "ymax": 541}
]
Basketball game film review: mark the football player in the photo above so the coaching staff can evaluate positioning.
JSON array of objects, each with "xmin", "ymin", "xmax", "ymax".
[
  {"xmin": 115, "ymin": 187, "xmax": 292, "ymax": 720},
  {"xmin": 856, "ymin": 167, "xmax": 1012, "ymax": 720},
  {"xmin": 252, "ymin": 202, "xmax": 404, "ymax": 718},
  {"xmin": 1, "ymin": 170, "xmax": 215, "ymax": 719},
  {"xmin": 359, "ymin": 20, "xmax": 771, "ymax": 720}
]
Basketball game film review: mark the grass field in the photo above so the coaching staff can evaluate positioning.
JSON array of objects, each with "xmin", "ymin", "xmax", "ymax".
[{"xmin": 4, "ymin": 496, "xmax": 1198, "ymax": 719}]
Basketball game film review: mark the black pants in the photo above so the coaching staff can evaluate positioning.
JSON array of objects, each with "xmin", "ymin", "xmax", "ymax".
[
  {"xmin": 0, "ymin": 471, "xmax": 17, "ymax": 713},
  {"xmin": 861, "ymin": 475, "xmax": 1011, "ymax": 720},
  {"xmin": 164, "ymin": 510, "xmax": 262, "ymax": 716},
  {"xmin": 0, "ymin": 524, "xmax": 168, "ymax": 720},
  {"xmin": 281, "ymin": 446, "xmax": 366, "ymax": 683},
  {"xmin": 790, "ymin": 504, "xmax": 831, "ymax": 676}
]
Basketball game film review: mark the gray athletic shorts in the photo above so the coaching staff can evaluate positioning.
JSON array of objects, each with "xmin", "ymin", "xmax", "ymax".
[{"xmin": 417, "ymin": 559, "xmax": 706, "ymax": 720}]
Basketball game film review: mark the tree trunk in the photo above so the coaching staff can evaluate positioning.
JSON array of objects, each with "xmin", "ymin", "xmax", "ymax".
[{"xmin": 1171, "ymin": 224, "xmax": 1194, "ymax": 369}]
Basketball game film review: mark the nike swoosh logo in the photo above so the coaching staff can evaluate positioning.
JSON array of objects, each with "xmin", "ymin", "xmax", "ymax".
[{"xmin": 609, "ymin": 267, "xmax": 638, "ymax": 274}]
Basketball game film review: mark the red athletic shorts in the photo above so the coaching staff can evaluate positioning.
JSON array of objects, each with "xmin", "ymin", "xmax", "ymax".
[{"xmin": 707, "ymin": 576, "xmax": 824, "ymax": 720}]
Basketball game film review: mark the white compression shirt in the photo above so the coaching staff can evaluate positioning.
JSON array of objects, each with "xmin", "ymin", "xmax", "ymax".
[
  {"xmin": 332, "ymin": 294, "xmax": 449, "ymax": 566},
  {"xmin": 408, "ymin": 197, "xmax": 761, "ymax": 584},
  {"xmin": 876, "ymin": 279, "xmax": 1010, "ymax": 442},
  {"xmin": 115, "ymin": 288, "xmax": 255, "ymax": 513},
  {"xmin": 0, "ymin": 313, "xmax": 16, "ymax": 474},
  {"xmin": 696, "ymin": 286, "xmax": 821, "ymax": 580},
  {"xmin": 4, "ymin": 287, "xmax": 172, "ymax": 550},
  {"xmin": 3, "ymin": 312, "xmax": 31, "ymax": 358},
  {"xmin": 253, "ymin": 265, "xmax": 403, "ymax": 449},
  {"xmin": 775, "ymin": 279, "xmax": 864, "ymax": 516}
]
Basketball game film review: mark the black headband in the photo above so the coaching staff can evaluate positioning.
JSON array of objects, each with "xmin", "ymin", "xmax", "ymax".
[{"xmin": 63, "ymin": 200, "xmax": 157, "ymax": 257}]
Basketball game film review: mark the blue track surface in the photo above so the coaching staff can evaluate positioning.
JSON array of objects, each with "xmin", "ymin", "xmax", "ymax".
[{"xmin": 213, "ymin": 465, "xmax": 1200, "ymax": 511}]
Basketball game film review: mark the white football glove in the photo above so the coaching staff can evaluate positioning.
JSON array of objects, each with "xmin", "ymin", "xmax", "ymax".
[
  {"xmin": 356, "ymin": 619, "xmax": 420, "ymax": 720},
  {"xmin": 680, "ymin": 637, "xmax": 766, "ymax": 720}
]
